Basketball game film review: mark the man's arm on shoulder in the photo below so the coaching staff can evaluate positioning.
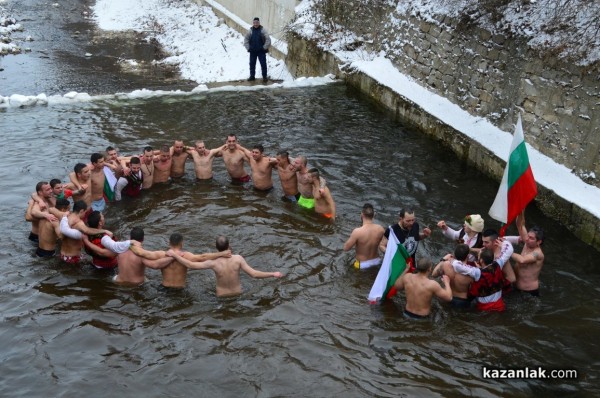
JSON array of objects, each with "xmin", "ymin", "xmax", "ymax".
[
  {"xmin": 82, "ymin": 235, "xmax": 116, "ymax": 258},
  {"xmin": 185, "ymin": 249, "xmax": 231, "ymax": 262},
  {"xmin": 167, "ymin": 250, "xmax": 216, "ymax": 270},
  {"xmin": 129, "ymin": 244, "xmax": 165, "ymax": 260},
  {"xmin": 72, "ymin": 220, "xmax": 110, "ymax": 237},
  {"xmin": 142, "ymin": 256, "xmax": 173, "ymax": 270}
]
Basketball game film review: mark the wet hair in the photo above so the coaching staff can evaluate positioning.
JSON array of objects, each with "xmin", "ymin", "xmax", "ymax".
[
  {"xmin": 454, "ymin": 244, "xmax": 470, "ymax": 261},
  {"xmin": 195, "ymin": 140, "xmax": 205, "ymax": 146},
  {"xmin": 106, "ymin": 146, "xmax": 116, "ymax": 153},
  {"xmin": 161, "ymin": 145, "xmax": 170, "ymax": 153},
  {"xmin": 74, "ymin": 163, "xmax": 87, "ymax": 174},
  {"xmin": 530, "ymin": 226, "xmax": 545, "ymax": 245},
  {"xmin": 253, "ymin": 144, "xmax": 264, "ymax": 153},
  {"xmin": 253, "ymin": 17, "xmax": 260, "ymax": 21},
  {"xmin": 170, "ymin": 233, "xmax": 183, "ymax": 247},
  {"xmin": 130, "ymin": 227, "xmax": 144, "ymax": 241},
  {"xmin": 91, "ymin": 153, "xmax": 104, "ymax": 164},
  {"xmin": 143, "ymin": 146, "xmax": 153, "ymax": 153},
  {"xmin": 297, "ymin": 156, "xmax": 307, "ymax": 167},
  {"xmin": 87, "ymin": 211, "xmax": 102, "ymax": 228},
  {"xmin": 227, "ymin": 134, "xmax": 237, "ymax": 140},
  {"xmin": 36, "ymin": 181, "xmax": 48, "ymax": 193},
  {"xmin": 480, "ymin": 248, "xmax": 494, "ymax": 266},
  {"xmin": 216, "ymin": 235, "xmax": 230, "ymax": 251},
  {"xmin": 362, "ymin": 203, "xmax": 375, "ymax": 219},
  {"xmin": 483, "ymin": 229, "xmax": 499, "ymax": 240},
  {"xmin": 399, "ymin": 208, "xmax": 415, "ymax": 219},
  {"xmin": 276, "ymin": 150, "xmax": 289, "ymax": 159},
  {"xmin": 73, "ymin": 200, "xmax": 87, "ymax": 213},
  {"xmin": 130, "ymin": 156, "xmax": 141, "ymax": 165},
  {"xmin": 55, "ymin": 198, "xmax": 70, "ymax": 211},
  {"xmin": 49, "ymin": 179, "xmax": 62, "ymax": 188},
  {"xmin": 416, "ymin": 258, "xmax": 432, "ymax": 273}
]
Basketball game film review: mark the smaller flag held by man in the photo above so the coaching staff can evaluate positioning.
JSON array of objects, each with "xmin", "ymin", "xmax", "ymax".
[
  {"xmin": 368, "ymin": 228, "xmax": 410, "ymax": 304},
  {"xmin": 489, "ymin": 114, "xmax": 537, "ymax": 236}
]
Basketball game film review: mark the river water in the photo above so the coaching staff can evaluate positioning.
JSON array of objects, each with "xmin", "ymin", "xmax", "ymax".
[{"xmin": 1, "ymin": 1, "xmax": 599, "ymax": 397}]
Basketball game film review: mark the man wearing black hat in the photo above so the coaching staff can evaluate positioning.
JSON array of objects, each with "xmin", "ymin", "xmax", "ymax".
[{"xmin": 243, "ymin": 17, "xmax": 271, "ymax": 82}]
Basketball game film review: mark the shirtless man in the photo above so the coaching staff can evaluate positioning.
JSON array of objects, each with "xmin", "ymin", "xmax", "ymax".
[
  {"xmin": 510, "ymin": 212, "xmax": 545, "ymax": 296},
  {"xmin": 275, "ymin": 150, "xmax": 299, "ymax": 202},
  {"xmin": 140, "ymin": 146, "xmax": 155, "ymax": 189},
  {"xmin": 221, "ymin": 134, "xmax": 250, "ymax": 183},
  {"xmin": 35, "ymin": 198, "xmax": 70, "ymax": 257},
  {"xmin": 130, "ymin": 233, "xmax": 232, "ymax": 288},
  {"xmin": 166, "ymin": 235, "xmax": 282, "ymax": 297},
  {"xmin": 170, "ymin": 140, "xmax": 190, "ymax": 178},
  {"xmin": 153, "ymin": 145, "xmax": 172, "ymax": 184},
  {"xmin": 292, "ymin": 156, "xmax": 326, "ymax": 209},
  {"xmin": 113, "ymin": 227, "xmax": 174, "ymax": 285},
  {"xmin": 481, "ymin": 229, "xmax": 516, "ymax": 284},
  {"xmin": 105, "ymin": 146, "xmax": 124, "ymax": 178},
  {"xmin": 58, "ymin": 200, "xmax": 111, "ymax": 264},
  {"xmin": 394, "ymin": 258, "xmax": 452, "ymax": 319},
  {"xmin": 343, "ymin": 203, "xmax": 385, "ymax": 269},
  {"xmin": 432, "ymin": 244, "xmax": 479, "ymax": 308},
  {"xmin": 240, "ymin": 144, "xmax": 277, "ymax": 191},
  {"xmin": 309, "ymin": 168, "xmax": 336, "ymax": 220},
  {"xmin": 188, "ymin": 140, "xmax": 222, "ymax": 180},
  {"xmin": 70, "ymin": 163, "xmax": 92, "ymax": 206},
  {"xmin": 70, "ymin": 153, "xmax": 106, "ymax": 212},
  {"xmin": 26, "ymin": 181, "xmax": 57, "ymax": 243}
]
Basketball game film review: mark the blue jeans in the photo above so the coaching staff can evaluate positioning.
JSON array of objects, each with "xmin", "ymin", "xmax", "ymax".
[{"xmin": 249, "ymin": 51, "xmax": 267, "ymax": 78}]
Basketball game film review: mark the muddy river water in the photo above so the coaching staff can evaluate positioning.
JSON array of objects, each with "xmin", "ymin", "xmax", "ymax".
[{"xmin": 0, "ymin": 1, "xmax": 598, "ymax": 396}]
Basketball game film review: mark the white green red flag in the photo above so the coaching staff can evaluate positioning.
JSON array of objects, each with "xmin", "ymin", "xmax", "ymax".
[
  {"xmin": 368, "ymin": 228, "xmax": 410, "ymax": 304},
  {"xmin": 489, "ymin": 114, "xmax": 537, "ymax": 235}
]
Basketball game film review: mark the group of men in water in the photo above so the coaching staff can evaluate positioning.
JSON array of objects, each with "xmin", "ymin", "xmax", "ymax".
[
  {"xmin": 343, "ymin": 205, "xmax": 545, "ymax": 318},
  {"xmin": 25, "ymin": 134, "xmax": 343, "ymax": 296}
]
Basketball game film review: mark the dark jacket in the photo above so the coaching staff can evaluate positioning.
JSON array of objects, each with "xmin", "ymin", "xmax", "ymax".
[{"xmin": 244, "ymin": 25, "xmax": 271, "ymax": 53}]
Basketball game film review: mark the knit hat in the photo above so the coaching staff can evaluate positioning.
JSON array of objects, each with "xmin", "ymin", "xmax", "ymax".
[{"xmin": 465, "ymin": 214, "xmax": 484, "ymax": 233}]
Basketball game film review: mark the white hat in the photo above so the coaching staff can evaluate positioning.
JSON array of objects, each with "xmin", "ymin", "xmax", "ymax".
[{"xmin": 466, "ymin": 214, "xmax": 484, "ymax": 233}]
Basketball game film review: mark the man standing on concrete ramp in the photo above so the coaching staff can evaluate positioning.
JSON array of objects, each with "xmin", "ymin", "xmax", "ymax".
[{"xmin": 244, "ymin": 17, "xmax": 271, "ymax": 83}]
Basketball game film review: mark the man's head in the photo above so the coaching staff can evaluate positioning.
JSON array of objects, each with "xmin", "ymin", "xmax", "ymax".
[
  {"xmin": 479, "ymin": 248, "xmax": 495, "ymax": 267},
  {"xmin": 50, "ymin": 179, "xmax": 63, "ymax": 196},
  {"xmin": 130, "ymin": 227, "xmax": 144, "ymax": 242},
  {"xmin": 91, "ymin": 153, "xmax": 105, "ymax": 168},
  {"xmin": 361, "ymin": 203, "xmax": 375, "ymax": 220},
  {"xmin": 106, "ymin": 146, "xmax": 118, "ymax": 162},
  {"xmin": 73, "ymin": 200, "xmax": 87, "ymax": 215},
  {"xmin": 276, "ymin": 150, "xmax": 290, "ymax": 166},
  {"xmin": 195, "ymin": 140, "xmax": 206, "ymax": 155},
  {"xmin": 36, "ymin": 181, "xmax": 52, "ymax": 199},
  {"xmin": 159, "ymin": 145, "xmax": 171, "ymax": 162},
  {"xmin": 129, "ymin": 156, "xmax": 141, "ymax": 174},
  {"xmin": 526, "ymin": 226, "xmax": 544, "ymax": 248},
  {"xmin": 143, "ymin": 146, "xmax": 154, "ymax": 164},
  {"xmin": 226, "ymin": 134, "xmax": 237, "ymax": 150},
  {"xmin": 482, "ymin": 229, "xmax": 499, "ymax": 250},
  {"xmin": 415, "ymin": 258, "xmax": 432, "ymax": 274},
  {"xmin": 55, "ymin": 198, "xmax": 70, "ymax": 211},
  {"xmin": 173, "ymin": 140, "xmax": 185, "ymax": 155},
  {"xmin": 399, "ymin": 208, "xmax": 415, "ymax": 229},
  {"xmin": 216, "ymin": 235, "xmax": 230, "ymax": 251},
  {"xmin": 169, "ymin": 233, "xmax": 184, "ymax": 249},
  {"xmin": 252, "ymin": 17, "xmax": 260, "ymax": 28},
  {"xmin": 454, "ymin": 244, "xmax": 470, "ymax": 262},
  {"xmin": 307, "ymin": 168, "xmax": 320, "ymax": 183},
  {"xmin": 87, "ymin": 211, "xmax": 104, "ymax": 229},
  {"xmin": 292, "ymin": 156, "xmax": 307, "ymax": 171},
  {"xmin": 252, "ymin": 144, "xmax": 265, "ymax": 160},
  {"xmin": 74, "ymin": 163, "xmax": 91, "ymax": 181}
]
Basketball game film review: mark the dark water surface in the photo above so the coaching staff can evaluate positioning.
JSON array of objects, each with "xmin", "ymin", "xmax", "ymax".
[{"xmin": 1, "ymin": 84, "xmax": 598, "ymax": 397}]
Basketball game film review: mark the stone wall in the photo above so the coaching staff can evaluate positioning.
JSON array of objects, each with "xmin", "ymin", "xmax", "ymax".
[{"xmin": 321, "ymin": 6, "xmax": 599, "ymax": 186}]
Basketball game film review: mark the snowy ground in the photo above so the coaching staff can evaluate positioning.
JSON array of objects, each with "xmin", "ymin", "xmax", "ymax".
[{"xmin": 1, "ymin": 0, "xmax": 599, "ymax": 224}]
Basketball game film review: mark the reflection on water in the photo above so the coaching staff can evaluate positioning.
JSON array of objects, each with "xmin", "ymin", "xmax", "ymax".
[{"xmin": 0, "ymin": 84, "xmax": 598, "ymax": 396}]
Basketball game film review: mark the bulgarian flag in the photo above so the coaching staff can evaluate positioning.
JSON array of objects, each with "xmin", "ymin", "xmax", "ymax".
[
  {"xmin": 489, "ymin": 114, "xmax": 537, "ymax": 236},
  {"xmin": 368, "ymin": 228, "xmax": 410, "ymax": 304},
  {"xmin": 103, "ymin": 166, "xmax": 117, "ymax": 202}
]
